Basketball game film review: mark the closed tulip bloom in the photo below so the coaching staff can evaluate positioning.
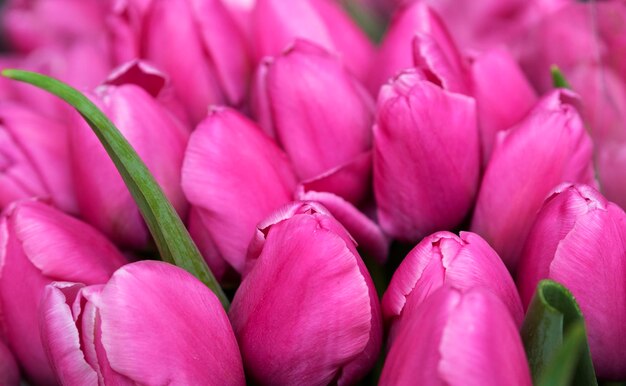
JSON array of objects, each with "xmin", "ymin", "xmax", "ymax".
[
  {"xmin": 0, "ymin": 102, "xmax": 76, "ymax": 213},
  {"xmin": 71, "ymin": 68, "xmax": 189, "ymax": 249},
  {"xmin": 143, "ymin": 0, "xmax": 251, "ymax": 123},
  {"xmin": 182, "ymin": 107, "xmax": 297, "ymax": 277},
  {"xmin": 40, "ymin": 261, "xmax": 245, "ymax": 385},
  {"xmin": 254, "ymin": 40, "xmax": 374, "ymax": 204},
  {"xmin": 253, "ymin": 0, "xmax": 374, "ymax": 83},
  {"xmin": 383, "ymin": 231, "xmax": 523, "ymax": 344},
  {"xmin": 380, "ymin": 286, "xmax": 532, "ymax": 386},
  {"xmin": 370, "ymin": 2, "xmax": 461, "ymax": 92},
  {"xmin": 471, "ymin": 90, "xmax": 595, "ymax": 270},
  {"xmin": 230, "ymin": 205, "xmax": 382, "ymax": 385},
  {"xmin": 374, "ymin": 68, "xmax": 479, "ymax": 242},
  {"xmin": 0, "ymin": 200, "xmax": 127, "ymax": 385},
  {"xmin": 517, "ymin": 183, "xmax": 626, "ymax": 380},
  {"xmin": 0, "ymin": 341, "xmax": 19, "ymax": 386}
]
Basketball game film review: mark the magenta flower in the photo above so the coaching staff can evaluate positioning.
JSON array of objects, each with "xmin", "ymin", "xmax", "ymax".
[
  {"xmin": 230, "ymin": 203, "xmax": 382, "ymax": 385},
  {"xmin": 40, "ymin": 261, "xmax": 245, "ymax": 385},
  {"xmin": 0, "ymin": 200, "xmax": 127, "ymax": 385},
  {"xmin": 517, "ymin": 183, "xmax": 626, "ymax": 380},
  {"xmin": 380, "ymin": 286, "xmax": 532, "ymax": 386}
]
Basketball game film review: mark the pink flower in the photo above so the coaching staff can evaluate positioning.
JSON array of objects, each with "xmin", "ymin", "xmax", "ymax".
[
  {"xmin": 382, "ymin": 231, "xmax": 523, "ymax": 343},
  {"xmin": 40, "ymin": 261, "xmax": 245, "ymax": 385},
  {"xmin": 182, "ymin": 107, "xmax": 296, "ymax": 278},
  {"xmin": 229, "ymin": 203, "xmax": 382, "ymax": 385},
  {"xmin": 517, "ymin": 183, "xmax": 626, "ymax": 380},
  {"xmin": 70, "ymin": 64, "xmax": 189, "ymax": 249},
  {"xmin": 374, "ymin": 68, "xmax": 479, "ymax": 241},
  {"xmin": 380, "ymin": 286, "xmax": 532, "ymax": 386},
  {"xmin": 253, "ymin": 40, "xmax": 374, "ymax": 205},
  {"xmin": 142, "ymin": 0, "xmax": 251, "ymax": 123},
  {"xmin": 0, "ymin": 340, "xmax": 19, "ymax": 386},
  {"xmin": 471, "ymin": 90, "xmax": 595, "ymax": 270},
  {"xmin": 252, "ymin": 0, "xmax": 374, "ymax": 83},
  {"xmin": 0, "ymin": 200, "xmax": 127, "ymax": 385}
]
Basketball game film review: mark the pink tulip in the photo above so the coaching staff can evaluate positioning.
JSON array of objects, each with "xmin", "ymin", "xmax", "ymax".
[
  {"xmin": 370, "ymin": 2, "xmax": 461, "ymax": 92},
  {"xmin": 380, "ymin": 286, "xmax": 532, "ymax": 386},
  {"xmin": 230, "ymin": 204, "xmax": 382, "ymax": 385},
  {"xmin": 517, "ymin": 183, "xmax": 626, "ymax": 380},
  {"xmin": 182, "ymin": 107, "xmax": 297, "ymax": 278},
  {"xmin": 469, "ymin": 47, "xmax": 537, "ymax": 163},
  {"xmin": 70, "ymin": 65, "xmax": 189, "ymax": 249},
  {"xmin": 0, "ymin": 341, "xmax": 19, "ymax": 386},
  {"xmin": 471, "ymin": 90, "xmax": 595, "ymax": 270},
  {"xmin": 374, "ymin": 68, "xmax": 479, "ymax": 242},
  {"xmin": 40, "ymin": 261, "xmax": 245, "ymax": 385},
  {"xmin": 253, "ymin": 40, "xmax": 374, "ymax": 205},
  {"xmin": 382, "ymin": 231, "xmax": 523, "ymax": 344},
  {"xmin": 0, "ymin": 200, "xmax": 127, "ymax": 385},
  {"xmin": 142, "ymin": 0, "xmax": 251, "ymax": 123},
  {"xmin": 0, "ymin": 102, "xmax": 76, "ymax": 213},
  {"xmin": 253, "ymin": 0, "xmax": 374, "ymax": 83},
  {"xmin": 2, "ymin": 0, "xmax": 106, "ymax": 52}
]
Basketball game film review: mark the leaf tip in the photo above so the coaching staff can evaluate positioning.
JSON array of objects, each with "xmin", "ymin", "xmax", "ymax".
[{"xmin": 551, "ymin": 65, "xmax": 571, "ymax": 89}]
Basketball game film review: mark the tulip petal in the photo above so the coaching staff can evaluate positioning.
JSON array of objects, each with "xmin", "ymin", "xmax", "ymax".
[
  {"xmin": 0, "ymin": 339, "xmax": 19, "ymax": 386},
  {"xmin": 98, "ymin": 261, "xmax": 245, "ymax": 385},
  {"xmin": 182, "ymin": 108, "xmax": 296, "ymax": 273},
  {"xmin": 230, "ymin": 213, "xmax": 376, "ymax": 385}
]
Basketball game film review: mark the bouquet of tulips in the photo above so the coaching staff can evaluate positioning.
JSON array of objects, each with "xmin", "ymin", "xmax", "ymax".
[{"xmin": 0, "ymin": 0, "xmax": 624, "ymax": 385}]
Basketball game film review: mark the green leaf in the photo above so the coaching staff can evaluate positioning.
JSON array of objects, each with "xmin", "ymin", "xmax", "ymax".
[
  {"xmin": 2, "ymin": 69, "xmax": 229, "ymax": 309},
  {"xmin": 551, "ymin": 65, "xmax": 572, "ymax": 89},
  {"xmin": 521, "ymin": 279, "xmax": 596, "ymax": 386}
]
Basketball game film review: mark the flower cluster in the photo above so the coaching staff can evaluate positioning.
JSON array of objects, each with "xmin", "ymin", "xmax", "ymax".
[{"xmin": 0, "ymin": 0, "xmax": 625, "ymax": 385}]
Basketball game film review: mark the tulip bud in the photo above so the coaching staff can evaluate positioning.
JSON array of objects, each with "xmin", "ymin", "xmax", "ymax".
[
  {"xmin": 374, "ymin": 68, "xmax": 479, "ymax": 242},
  {"xmin": 517, "ymin": 183, "xmax": 626, "ymax": 380},
  {"xmin": 471, "ymin": 90, "xmax": 595, "ymax": 270},
  {"xmin": 470, "ymin": 47, "xmax": 537, "ymax": 164},
  {"xmin": 143, "ymin": 0, "xmax": 251, "ymax": 123},
  {"xmin": 383, "ymin": 231, "xmax": 523, "ymax": 344},
  {"xmin": 40, "ymin": 261, "xmax": 245, "ymax": 385},
  {"xmin": 70, "ymin": 66, "xmax": 189, "ymax": 249},
  {"xmin": 182, "ymin": 107, "xmax": 297, "ymax": 277},
  {"xmin": 253, "ymin": 0, "xmax": 374, "ymax": 83},
  {"xmin": 2, "ymin": 0, "xmax": 106, "ymax": 53},
  {"xmin": 370, "ymin": 2, "xmax": 461, "ymax": 92},
  {"xmin": 0, "ymin": 341, "xmax": 19, "ymax": 386},
  {"xmin": 253, "ymin": 40, "xmax": 374, "ymax": 205},
  {"xmin": 0, "ymin": 102, "xmax": 76, "ymax": 213},
  {"xmin": 0, "ymin": 200, "xmax": 127, "ymax": 385},
  {"xmin": 230, "ymin": 204, "xmax": 382, "ymax": 385},
  {"xmin": 380, "ymin": 286, "xmax": 532, "ymax": 386}
]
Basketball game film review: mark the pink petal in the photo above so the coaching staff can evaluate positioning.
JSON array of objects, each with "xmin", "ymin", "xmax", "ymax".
[
  {"xmin": 0, "ymin": 339, "xmax": 19, "ymax": 386},
  {"xmin": 98, "ymin": 261, "xmax": 245, "ymax": 385},
  {"xmin": 230, "ymin": 213, "xmax": 381, "ymax": 385},
  {"xmin": 182, "ymin": 107, "xmax": 296, "ymax": 273}
]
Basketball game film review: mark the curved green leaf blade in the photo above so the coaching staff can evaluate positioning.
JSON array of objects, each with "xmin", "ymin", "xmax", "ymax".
[
  {"xmin": 521, "ymin": 279, "xmax": 596, "ymax": 386},
  {"xmin": 551, "ymin": 65, "xmax": 572, "ymax": 89},
  {"xmin": 2, "ymin": 69, "xmax": 229, "ymax": 308}
]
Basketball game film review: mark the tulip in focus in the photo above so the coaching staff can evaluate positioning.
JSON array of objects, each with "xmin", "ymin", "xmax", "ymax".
[
  {"xmin": 70, "ymin": 63, "xmax": 189, "ymax": 249},
  {"xmin": 142, "ymin": 0, "xmax": 251, "ymax": 123},
  {"xmin": 471, "ymin": 89, "xmax": 595, "ymax": 270},
  {"xmin": 229, "ymin": 202, "xmax": 382, "ymax": 385},
  {"xmin": 374, "ymin": 68, "xmax": 479, "ymax": 242},
  {"xmin": 253, "ymin": 0, "xmax": 375, "ymax": 82},
  {"xmin": 382, "ymin": 231, "xmax": 523, "ymax": 343},
  {"xmin": 517, "ymin": 183, "xmax": 626, "ymax": 380},
  {"xmin": 380, "ymin": 286, "xmax": 532, "ymax": 386},
  {"xmin": 40, "ymin": 261, "xmax": 246, "ymax": 385},
  {"xmin": 253, "ymin": 40, "xmax": 374, "ymax": 205},
  {"xmin": 0, "ymin": 200, "xmax": 127, "ymax": 385},
  {"xmin": 182, "ymin": 107, "xmax": 297, "ymax": 279}
]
